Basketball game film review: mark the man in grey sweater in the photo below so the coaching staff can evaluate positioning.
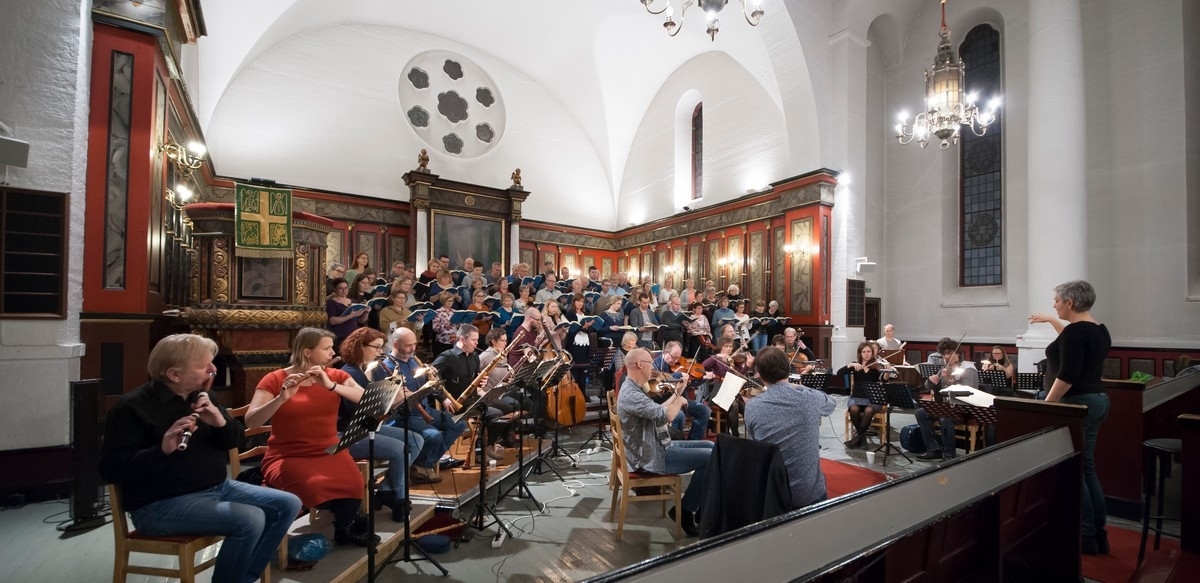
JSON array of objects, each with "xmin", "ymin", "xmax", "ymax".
[
  {"xmin": 616, "ymin": 347, "xmax": 713, "ymax": 536},
  {"xmin": 744, "ymin": 347, "xmax": 837, "ymax": 507}
]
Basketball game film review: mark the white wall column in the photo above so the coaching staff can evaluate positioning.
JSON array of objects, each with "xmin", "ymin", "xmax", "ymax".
[
  {"xmin": 414, "ymin": 207, "xmax": 429, "ymax": 271},
  {"xmin": 1018, "ymin": 0, "xmax": 1087, "ymax": 371},
  {"xmin": 509, "ymin": 222, "xmax": 520, "ymax": 270},
  {"xmin": 827, "ymin": 29, "xmax": 872, "ymax": 367}
]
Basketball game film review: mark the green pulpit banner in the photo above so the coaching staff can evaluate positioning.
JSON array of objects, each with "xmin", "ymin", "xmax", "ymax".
[{"xmin": 234, "ymin": 183, "xmax": 293, "ymax": 258}]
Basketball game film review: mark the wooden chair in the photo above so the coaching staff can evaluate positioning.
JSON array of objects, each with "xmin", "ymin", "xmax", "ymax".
[
  {"xmin": 108, "ymin": 483, "xmax": 223, "ymax": 583},
  {"xmin": 844, "ymin": 405, "xmax": 889, "ymax": 445},
  {"xmin": 606, "ymin": 392, "xmax": 683, "ymax": 541}
]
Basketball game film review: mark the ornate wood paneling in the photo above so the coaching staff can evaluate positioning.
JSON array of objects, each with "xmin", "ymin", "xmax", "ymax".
[
  {"xmin": 791, "ymin": 217, "xmax": 813, "ymax": 315},
  {"xmin": 688, "ymin": 243, "xmax": 700, "ymax": 283},
  {"xmin": 706, "ymin": 240, "xmax": 720, "ymax": 287},
  {"xmin": 601, "ymin": 257, "xmax": 613, "ymax": 278},
  {"xmin": 727, "ymin": 233, "xmax": 742, "ymax": 291},
  {"xmin": 774, "ymin": 228, "xmax": 786, "ymax": 304},
  {"xmin": 749, "ymin": 230, "xmax": 765, "ymax": 303}
]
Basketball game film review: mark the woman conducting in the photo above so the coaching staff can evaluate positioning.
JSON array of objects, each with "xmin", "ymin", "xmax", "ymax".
[{"xmin": 1029, "ymin": 280, "xmax": 1112, "ymax": 555}]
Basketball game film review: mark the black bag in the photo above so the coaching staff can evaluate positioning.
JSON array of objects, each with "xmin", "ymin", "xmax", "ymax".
[{"xmin": 900, "ymin": 424, "xmax": 926, "ymax": 453}]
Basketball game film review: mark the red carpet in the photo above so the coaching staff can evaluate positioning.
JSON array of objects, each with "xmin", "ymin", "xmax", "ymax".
[
  {"xmin": 1081, "ymin": 525, "xmax": 1180, "ymax": 583},
  {"xmin": 822, "ymin": 458, "xmax": 887, "ymax": 498}
]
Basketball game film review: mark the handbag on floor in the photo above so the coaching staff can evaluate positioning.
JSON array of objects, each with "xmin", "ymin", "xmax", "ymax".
[{"xmin": 900, "ymin": 424, "xmax": 926, "ymax": 453}]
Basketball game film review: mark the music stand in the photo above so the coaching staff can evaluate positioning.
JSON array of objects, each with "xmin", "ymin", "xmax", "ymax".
[
  {"xmin": 862, "ymin": 382, "xmax": 912, "ymax": 466},
  {"xmin": 533, "ymin": 358, "xmax": 575, "ymax": 478},
  {"xmin": 580, "ymin": 345, "xmax": 617, "ymax": 451},
  {"xmin": 799, "ymin": 373, "xmax": 831, "ymax": 392},
  {"xmin": 924, "ymin": 396, "xmax": 998, "ymax": 452},
  {"xmin": 456, "ymin": 397, "xmax": 514, "ymax": 547},
  {"xmin": 977, "ymin": 370, "xmax": 1010, "ymax": 396},
  {"xmin": 916, "ymin": 363, "xmax": 943, "ymax": 381},
  {"xmin": 497, "ymin": 357, "xmax": 545, "ymax": 505},
  {"xmin": 328, "ymin": 378, "xmax": 449, "ymax": 580},
  {"xmin": 1014, "ymin": 372, "xmax": 1045, "ymax": 399}
]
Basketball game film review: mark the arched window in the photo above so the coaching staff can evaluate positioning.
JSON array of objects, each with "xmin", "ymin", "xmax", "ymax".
[
  {"xmin": 958, "ymin": 25, "xmax": 1002, "ymax": 287},
  {"xmin": 691, "ymin": 103, "xmax": 703, "ymax": 200}
]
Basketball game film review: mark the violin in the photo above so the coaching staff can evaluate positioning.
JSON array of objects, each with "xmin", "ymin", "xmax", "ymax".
[
  {"xmin": 643, "ymin": 374, "xmax": 680, "ymax": 404},
  {"xmin": 671, "ymin": 344, "xmax": 707, "ymax": 380}
]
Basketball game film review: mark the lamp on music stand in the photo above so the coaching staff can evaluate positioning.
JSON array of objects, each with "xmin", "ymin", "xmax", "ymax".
[
  {"xmin": 329, "ymin": 378, "xmax": 449, "ymax": 580},
  {"xmin": 862, "ymin": 382, "xmax": 914, "ymax": 466}
]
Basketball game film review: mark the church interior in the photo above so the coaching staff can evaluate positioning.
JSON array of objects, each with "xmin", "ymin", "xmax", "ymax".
[{"xmin": 0, "ymin": 0, "xmax": 1198, "ymax": 581}]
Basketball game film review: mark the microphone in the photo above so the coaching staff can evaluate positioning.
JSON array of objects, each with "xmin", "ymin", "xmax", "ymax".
[{"xmin": 178, "ymin": 390, "xmax": 205, "ymax": 451}]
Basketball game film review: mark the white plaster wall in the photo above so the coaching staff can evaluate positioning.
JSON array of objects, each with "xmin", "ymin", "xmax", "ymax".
[
  {"xmin": 873, "ymin": 0, "xmax": 1032, "ymax": 346},
  {"xmin": 0, "ymin": 0, "xmax": 89, "ymax": 450},
  {"xmin": 206, "ymin": 24, "xmax": 616, "ymax": 229},
  {"xmin": 616, "ymin": 52, "xmax": 789, "ymax": 227},
  {"xmin": 1082, "ymin": 0, "xmax": 1198, "ymax": 348}
]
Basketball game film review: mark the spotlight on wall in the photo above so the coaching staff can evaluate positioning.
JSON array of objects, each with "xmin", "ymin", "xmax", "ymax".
[{"xmin": 855, "ymin": 256, "xmax": 877, "ymax": 274}]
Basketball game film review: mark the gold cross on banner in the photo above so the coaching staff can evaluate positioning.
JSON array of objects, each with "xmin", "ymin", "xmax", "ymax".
[{"xmin": 239, "ymin": 189, "xmax": 289, "ymax": 247}]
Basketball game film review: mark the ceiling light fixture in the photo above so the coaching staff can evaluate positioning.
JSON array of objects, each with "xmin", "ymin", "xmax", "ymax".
[
  {"xmin": 895, "ymin": 0, "xmax": 1000, "ymax": 149},
  {"xmin": 641, "ymin": 0, "xmax": 764, "ymax": 41}
]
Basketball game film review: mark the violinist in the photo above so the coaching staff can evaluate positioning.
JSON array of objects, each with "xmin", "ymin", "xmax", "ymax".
[
  {"xmin": 615, "ymin": 348, "xmax": 712, "ymax": 537},
  {"xmin": 702, "ymin": 339, "xmax": 750, "ymax": 437},
  {"xmin": 654, "ymin": 341, "xmax": 711, "ymax": 441},
  {"xmin": 835, "ymin": 342, "xmax": 884, "ymax": 449}
]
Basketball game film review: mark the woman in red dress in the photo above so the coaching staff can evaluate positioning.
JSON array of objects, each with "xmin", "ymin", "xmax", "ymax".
[{"xmin": 245, "ymin": 327, "xmax": 378, "ymax": 547}]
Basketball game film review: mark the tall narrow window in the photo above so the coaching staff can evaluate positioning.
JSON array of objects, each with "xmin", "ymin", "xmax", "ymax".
[
  {"xmin": 691, "ymin": 103, "xmax": 703, "ymax": 200},
  {"xmin": 959, "ymin": 25, "xmax": 1003, "ymax": 287}
]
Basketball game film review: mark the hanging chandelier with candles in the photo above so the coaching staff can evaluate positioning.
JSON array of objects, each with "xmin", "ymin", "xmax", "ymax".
[
  {"xmin": 640, "ymin": 0, "xmax": 764, "ymax": 41},
  {"xmin": 895, "ymin": 0, "xmax": 1000, "ymax": 149}
]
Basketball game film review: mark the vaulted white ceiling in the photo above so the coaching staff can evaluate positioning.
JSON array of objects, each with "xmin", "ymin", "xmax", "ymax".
[{"xmin": 192, "ymin": 0, "xmax": 928, "ymax": 228}]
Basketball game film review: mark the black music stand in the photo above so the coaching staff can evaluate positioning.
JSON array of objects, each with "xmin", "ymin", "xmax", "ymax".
[
  {"xmin": 862, "ymin": 382, "xmax": 913, "ymax": 466},
  {"xmin": 922, "ymin": 396, "xmax": 997, "ymax": 452},
  {"xmin": 799, "ymin": 373, "xmax": 831, "ymax": 392},
  {"xmin": 455, "ymin": 398, "xmax": 514, "ymax": 548},
  {"xmin": 1015, "ymin": 372, "xmax": 1045, "ymax": 399},
  {"xmin": 329, "ymin": 378, "xmax": 449, "ymax": 580},
  {"xmin": 580, "ymin": 345, "xmax": 617, "ymax": 451},
  {"xmin": 498, "ymin": 355, "xmax": 545, "ymax": 505},
  {"xmin": 978, "ymin": 370, "xmax": 1010, "ymax": 396},
  {"xmin": 533, "ymin": 358, "xmax": 575, "ymax": 478},
  {"xmin": 916, "ymin": 363, "xmax": 944, "ymax": 382}
]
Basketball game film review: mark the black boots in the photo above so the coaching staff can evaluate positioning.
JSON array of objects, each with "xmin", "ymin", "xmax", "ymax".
[
  {"xmin": 375, "ymin": 490, "xmax": 412, "ymax": 523},
  {"xmin": 668, "ymin": 505, "xmax": 699, "ymax": 537},
  {"xmin": 334, "ymin": 513, "xmax": 381, "ymax": 547}
]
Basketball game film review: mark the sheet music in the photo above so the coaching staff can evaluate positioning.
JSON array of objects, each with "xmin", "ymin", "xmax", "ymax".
[
  {"xmin": 944, "ymin": 385, "xmax": 994, "ymax": 408},
  {"xmin": 712, "ymin": 374, "xmax": 745, "ymax": 411}
]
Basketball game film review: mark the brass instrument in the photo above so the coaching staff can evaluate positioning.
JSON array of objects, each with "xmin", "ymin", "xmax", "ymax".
[
  {"xmin": 411, "ymin": 353, "xmax": 461, "ymax": 411},
  {"xmin": 457, "ymin": 340, "xmax": 518, "ymax": 403}
]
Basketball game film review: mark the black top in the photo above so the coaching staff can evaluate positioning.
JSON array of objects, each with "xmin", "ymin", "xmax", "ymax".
[
  {"xmin": 1045, "ymin": 321, "xmax": 1111, "ymax": 397},
  {"xmin": 835, "ymin": 365, "xmax": 882, "ymax": 399},
  {"xmin": 659, "ymin": 309, "xmax": 686, "ymax": 343},
  {"xmin": 432, "ymin": 346, "xmax": 479, "ymax": 401},
  {"xmin": 97, "ymin": 381, "xmax": 241, "ymax": 512}
]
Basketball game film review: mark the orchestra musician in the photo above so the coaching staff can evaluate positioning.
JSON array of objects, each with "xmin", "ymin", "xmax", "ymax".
[
  {"xmin": 835, "ymin": 342, "xmax": 885, "ymax": 450},
  {"xmin": 701, "ymin": 339, "xmax": 749, "ymax": 437},
  {"xmin": 616, "ymin": 348, "xmax": 713, "ymax": 537},
  {"xmin": 506, "ymin": 307, "xmax": 550, "ymax": 423},
  {"xmin": 245, "ymin": 327, "xmax": 378, "ymax": 547},
  {"xmin": 336, "ymin": 327, "xmax": 423, "ymax": 521},
  {"xmin": 654, "ymin": 341, "xmax": 711, "ymax": 441},
  {"xmin": 915, "ymin": 337, "xmax": 979, "ymax": 461},
  {"xmin": 981, "ymin": 345, "xmax": 1014, "ymax": 383},
  {"xmin": 744, "ymin": 347, "xmax": 837, "ymax": 508},
  {"xmin": 99, "ymin": 334, "xmax": 302, "ymax": 583},
  {"xmin": 478, "ymin": 328, "xmax": 531, "ymax": 450},
  {"xmin": 683, "ymin": 301, "xmax": 712, "ymax": 359},
  {"xmin": 368, "ymin": 327, "xmax": 467, "ymax": 483},
  {"xmin": 877, "ymin": 324, "xmax": 902, "ymax": 351}
]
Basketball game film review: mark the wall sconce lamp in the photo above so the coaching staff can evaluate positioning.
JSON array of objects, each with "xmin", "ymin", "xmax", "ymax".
[
  {"xmin": 783, "ymin": 243, "xmax": 818, "ymax": 260},
  {"xmin": 855, "ymin": 256, "xmax": 877, "ymax": 274},
  {"xmin": 159, "ymin": 140, "xmax": 207, "ymax": 176}
]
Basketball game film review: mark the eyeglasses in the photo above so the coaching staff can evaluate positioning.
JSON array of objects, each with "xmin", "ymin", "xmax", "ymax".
[{"xmin": 367, "ymin": 343, "xmax": 385, "ymax": 350}]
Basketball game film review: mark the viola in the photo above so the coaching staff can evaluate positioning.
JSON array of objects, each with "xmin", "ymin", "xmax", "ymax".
[
  {"xmin": 671, "ymin": 344, "xmax": 707, "ymax": 380},
  {"xmin": 643, "ymin": 376, "xmax": 679, "ymax": 404}
]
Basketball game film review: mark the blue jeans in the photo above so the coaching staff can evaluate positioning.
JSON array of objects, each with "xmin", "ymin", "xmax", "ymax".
[
  {"xmin": 130, "ymin": 480, "xmax": 301, "ymax": 583},
  {"xmin": 915, "ymin": 407, "xmax": 956, "ymax": 457},
  {"xmin": 346, "ymin": 424, "xmax": 423, "ymax": 495},
  {"xmin": 751, "ymin": 334, "xmax": 768, "ymax": 353},
  {"xmin": 671, "ymin": 398, "xmax": 711, "ymax": 440},
  {"xmin": 394, "ymin": 409, "xmax": 467, "ymax": 468},
  {"xmin": 664, "ymin": 440, "xmax": 714, "ymax": 513},
  {"xmin": 1062, "ymin": 392, "xmax": 1110, "ymax": 537}
]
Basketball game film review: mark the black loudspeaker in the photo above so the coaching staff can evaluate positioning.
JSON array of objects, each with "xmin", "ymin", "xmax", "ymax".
[{"xmin": 69, "ymin": 379, "xmax": 104, "ymax": 528}]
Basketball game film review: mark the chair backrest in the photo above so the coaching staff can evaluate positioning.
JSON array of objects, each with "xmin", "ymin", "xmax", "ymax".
[
  {"xmin": 227, "ymin": 404, "xmax": 270, "ymax": 476},
  {"xmin": 107, "ymin": 483, "xmax": 131, "ymax": 538}
]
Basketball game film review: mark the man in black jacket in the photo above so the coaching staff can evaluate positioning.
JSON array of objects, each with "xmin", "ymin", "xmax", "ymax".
[{"xmin": 99, "ymin": 334, "xmax": 301, "ymax": 583}]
